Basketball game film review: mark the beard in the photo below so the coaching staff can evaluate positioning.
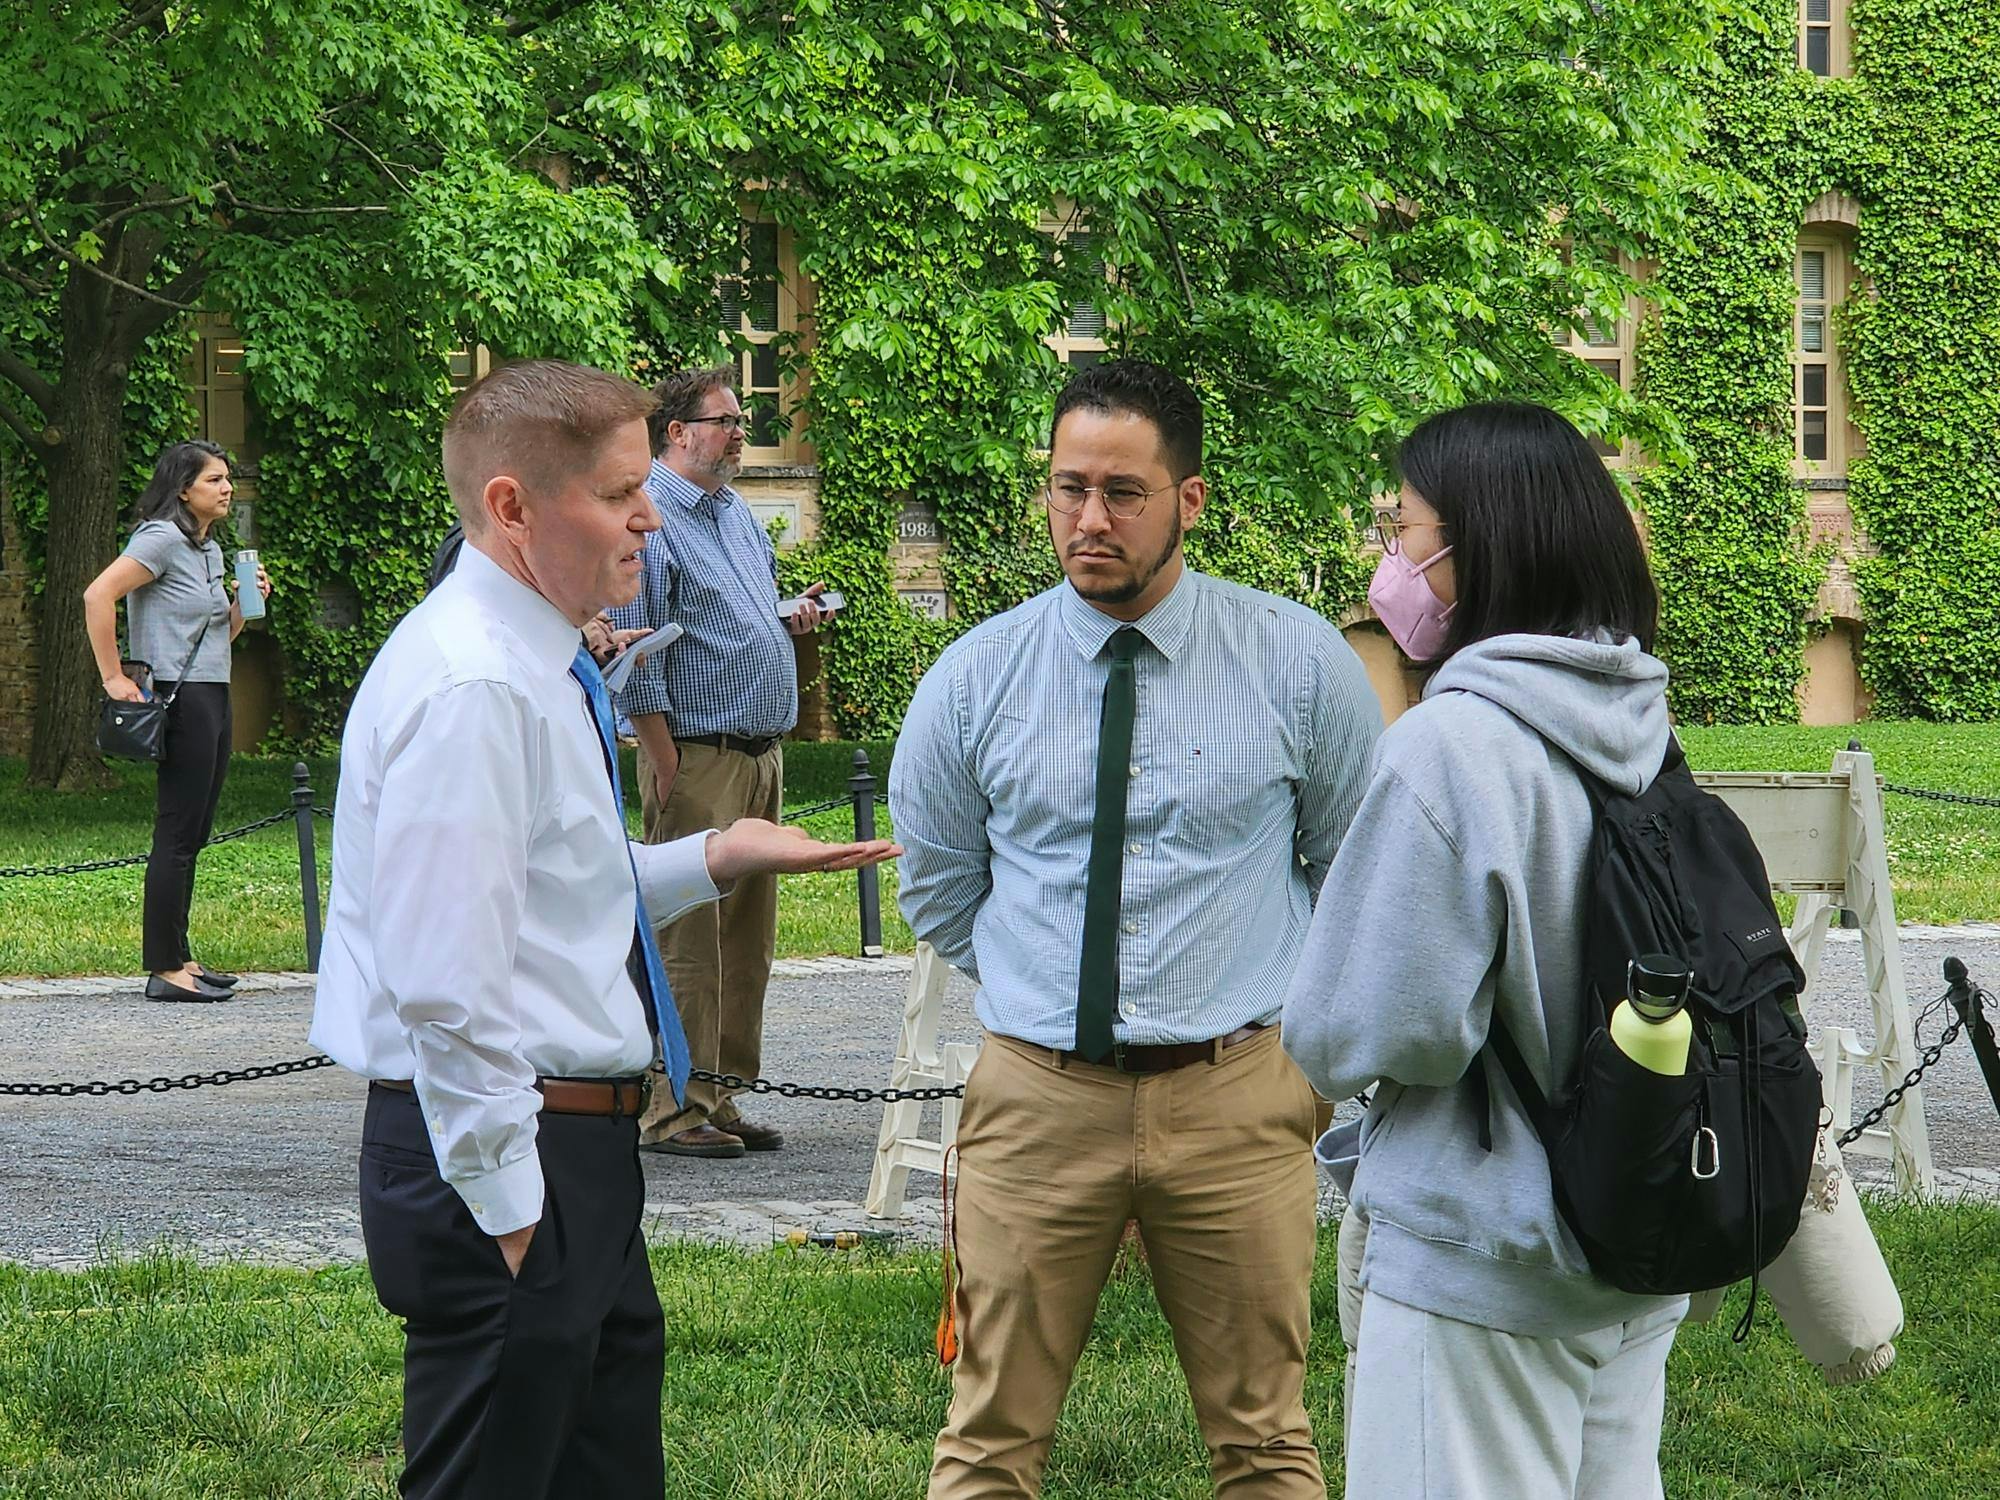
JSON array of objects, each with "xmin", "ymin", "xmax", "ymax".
[{"xmin": 1064, "ymin": 511, "xmax": 1183, "ymax": 606}]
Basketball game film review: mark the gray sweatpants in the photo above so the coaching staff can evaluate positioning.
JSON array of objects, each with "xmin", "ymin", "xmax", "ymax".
[{"xmin": 1343, "ymin": 1288, "xmax": 1685, "ymax": 1500}]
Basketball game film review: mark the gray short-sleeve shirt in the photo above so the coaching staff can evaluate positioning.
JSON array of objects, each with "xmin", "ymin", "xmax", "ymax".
[{"xmin": 121, "ymin": 520, "xmax": 233, "ymax": 684}]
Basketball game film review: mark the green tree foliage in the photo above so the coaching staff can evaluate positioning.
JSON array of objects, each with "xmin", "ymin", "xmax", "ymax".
[
  {"xmin": 543, "ymin": 0, "xmax": 1723, "ymax": 734},
  {"xmin": 0, "ymin": 0, "xmax": 652, "ymax": 779},
  {"xmin": 5, "ymin": 0, "xmax": 1726, "ymax": 751}
]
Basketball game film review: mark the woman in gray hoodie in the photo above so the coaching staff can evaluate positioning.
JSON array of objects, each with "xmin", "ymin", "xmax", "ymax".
[{"xmin": 1283, "ymin": 402, "xmax": 1687, "ymax": 1499}]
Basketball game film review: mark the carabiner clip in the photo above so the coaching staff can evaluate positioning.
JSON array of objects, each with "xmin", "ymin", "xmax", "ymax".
[{"xmin": 1690, "ymin": 1125, "xmax": 1721, "ymax": 1181}]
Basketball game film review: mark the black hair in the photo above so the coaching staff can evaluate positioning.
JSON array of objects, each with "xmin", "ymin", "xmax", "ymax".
[
  {"xmin": 133, "ymin": 440, "xmax": 232, "ymax": 545},
  {"xmin": 1050, "ymin": 359, "xmax": 1203, "ymax": 479},
  {"xmin": 1394, "ymin": 401, "xmax": 1656, "ymax": 662}
]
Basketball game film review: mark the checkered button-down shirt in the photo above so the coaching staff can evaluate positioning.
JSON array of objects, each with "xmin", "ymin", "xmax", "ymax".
[
  {"xmin": 608, "ymin": 460, "xmax": 798, "ymax": 739},
  {"xmin": 890, "ymin": 568, "xmax": 1383, "ymax": 1049}
]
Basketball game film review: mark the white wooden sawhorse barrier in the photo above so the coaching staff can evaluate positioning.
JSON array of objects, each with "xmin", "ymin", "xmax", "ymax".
[
  {"xmin": 864, "ymin": 943, "xmax": 976, "ymax": 1219},
  {"xmin": 1696, "ymin": 746, "xmax": 1931, "ymax": 1195},
  {"xmin": 868, "ymin": 747, "xmax": 1934, "ymax": 1217}
]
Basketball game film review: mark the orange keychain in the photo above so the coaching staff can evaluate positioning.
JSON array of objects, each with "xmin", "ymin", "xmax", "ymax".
[{"xmin": 936, "ymin": 1144, "xmax": 961, "ymax": 1365}]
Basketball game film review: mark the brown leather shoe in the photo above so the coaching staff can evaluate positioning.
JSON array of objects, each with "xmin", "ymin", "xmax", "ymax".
[
  {"xmin": 639, "ymin": 1124, "xmax": 746, "ymax": 1158},
  {"xmin": 715, "ymin": 1117, "xmax": 784, "ymax": 1152}
]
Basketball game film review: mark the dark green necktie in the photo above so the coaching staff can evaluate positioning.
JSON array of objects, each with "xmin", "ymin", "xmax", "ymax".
[{"xmin": 1076, "ymin": 627, "xmax": 1143, "ymax": 1063}]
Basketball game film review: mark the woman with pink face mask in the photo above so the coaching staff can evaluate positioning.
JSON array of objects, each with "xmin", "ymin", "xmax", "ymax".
[{"xmin": 1283, "ymin": 401, "xmax": 1682, "ymax": 1500}]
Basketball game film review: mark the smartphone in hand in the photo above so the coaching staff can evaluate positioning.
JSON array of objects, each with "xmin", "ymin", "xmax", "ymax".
[{"xmin": 777, "ymin": 590, "xmax": 844, "ymax": 619}]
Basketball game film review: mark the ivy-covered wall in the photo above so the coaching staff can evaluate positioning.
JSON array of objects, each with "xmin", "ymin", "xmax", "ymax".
[
  {"xmin": 1640, "ymin": 0, "xmax": 2000, "ymax": 723},
  {"xmin": 11, "ymin": 0, "xmax": 1992, "ymax": 749}
]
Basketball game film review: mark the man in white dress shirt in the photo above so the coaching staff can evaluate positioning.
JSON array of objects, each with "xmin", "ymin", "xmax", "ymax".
[{"xmin": 311, "ymin": 360, "xmax": 897, "ymax": 1500}]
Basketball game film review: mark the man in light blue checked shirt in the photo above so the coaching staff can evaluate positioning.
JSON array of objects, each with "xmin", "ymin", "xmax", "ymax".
[
  {"xmin": 892, "ymin": 360, "xmax": 1381, "ymax": 1498},
  {"xmin": 608, "ymin": 366, "xmax": 827, "ymax": 1160}
]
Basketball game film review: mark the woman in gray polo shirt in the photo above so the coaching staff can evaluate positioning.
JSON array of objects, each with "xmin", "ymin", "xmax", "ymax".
[{"xmin": 83, "ymin": 440, "xmax": 271, "ymax": 1002}]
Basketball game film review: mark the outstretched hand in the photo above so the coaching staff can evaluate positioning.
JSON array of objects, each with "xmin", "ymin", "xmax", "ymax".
[{"xmin": 703, "ymin": 818, "xmax": 901, "ymax": 884}]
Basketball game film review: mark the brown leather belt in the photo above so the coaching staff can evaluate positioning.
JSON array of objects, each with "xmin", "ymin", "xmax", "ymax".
[
  {"xmin": 1051, "ymin": 1022, "xmax": 1270, "ymax": 1075},
  {"xmin": 374, "ymin": 1076, "xmax": 651, "ymax": 1118},
  {"xmin": 680, "ymin": 732, "xmax": 781, "ymax": 758}
]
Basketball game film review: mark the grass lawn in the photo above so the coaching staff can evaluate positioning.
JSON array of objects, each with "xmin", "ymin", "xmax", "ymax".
[
  {"xmin": 4, "ymin": 721, "xmax": 2000, "ymax": 977},
  {"xmin": 0, "ymin": 1201, "xmax": 1993, "ymax": 1496},
  {"xmin": 0, "ymin": 754, "xmax": 911, "ymax": 978}
]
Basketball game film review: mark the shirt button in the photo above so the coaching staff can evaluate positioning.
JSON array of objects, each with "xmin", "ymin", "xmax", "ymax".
[
  {"xmin": 470, "ymin": 1203, "xmax": 484, "ymax": 1215},
  {"xmin": 1128, "ymin": 764, "xmax": 1140, "ymax": 778},
  {"xmin": 1126, "ymin": 841, "xmax": 1142, "ymax": 855},
  {"xmin": 1123, "ymin": 921, "xmax": 1139, "ymax": 935}
]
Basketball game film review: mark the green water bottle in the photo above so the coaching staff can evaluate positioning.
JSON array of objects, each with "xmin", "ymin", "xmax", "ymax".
[{"xmin": 1609, "ymin": 953, "xmax": 1694, "ymax": 1075}]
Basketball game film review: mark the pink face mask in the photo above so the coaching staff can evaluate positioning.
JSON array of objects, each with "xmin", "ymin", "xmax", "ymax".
[{"xmin": 1368, "ymin": 544, "xmax": 1455, "ymax": 661}]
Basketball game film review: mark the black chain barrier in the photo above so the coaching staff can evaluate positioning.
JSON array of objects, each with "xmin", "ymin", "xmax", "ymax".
[
  {"xmin": 0, "ymin": 1054, "xmax": 338, "ymax": 1098},
  {"xmin": 1837, "ymin": 1013, "xmax": 1963, "ymax": 1149},
  {"xmin": 1880, "ymin": 781, "xmax": 2000, "ymax": 809},
  {"xmin": 0, "ymin": 806, "xmax": 293, "ymax": 880},
  {"xmin": 1, "ymin": 1057, "xmax": 957, "ymax": 1103},
  {"xmin": 686, "ymin": 1068, "xmax": 960, "ymax": 1102}
]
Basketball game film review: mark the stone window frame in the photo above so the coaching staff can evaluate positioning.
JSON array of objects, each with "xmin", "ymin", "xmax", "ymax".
[
  {"xmin": 1040, "ymin": 207, "xmax": 1109, "ymax": 369},
  {"xmin": 720, "ymin": 215, "xmax": 814, "ymax": 465},
  {"xmin": 1793, "ymin": 195, "xmax": 1864, "ymax": 480},
  {"xmin": 1799, "ymin": 0, "xmax": 1852, "ymax": 79}
]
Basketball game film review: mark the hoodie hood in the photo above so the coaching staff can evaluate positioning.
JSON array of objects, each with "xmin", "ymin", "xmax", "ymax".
[{"xmin": 1423, "ymin": 633, "xmax": 1670, "ymax": 797}]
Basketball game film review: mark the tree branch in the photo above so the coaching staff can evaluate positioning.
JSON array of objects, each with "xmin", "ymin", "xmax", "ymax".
[
  {"xmin": 1144, "ymin": 198, "xmax": 1197, "ymax": 314},
  {"xmin": 503, "ymin": 0, "xmax": 601, "ymax": 38},
  {"xmin": 25, "ymin": 199, "xmax": 200, "ymax": 313},
  {"xmin": 0, "ymin": 257, "xmax": 52, "ymax": 297},
  {"xmin": 85, "ymin": 183, "xmax": 224, "ymax": 240},
  {"xmin": 323, "ymin": 117, "xmax": 411, "ymax": 193},
  {"xmin": 0, "ymin": 343, "xmax": 57, "ymax": 420},
  {"xmin": 121, "ymin": 258, "xmax": 211, "ymax": 345},
  {"xmin": 0, "ymin": 389, "xmax": 53, "ymax": 460},
  {"xmin": 111, "ymin": 1, "xmax": 171, "ymax": 44},
  {"xmin": 218, "ymin": 185, "xmax": 392, "ymax": 216}
]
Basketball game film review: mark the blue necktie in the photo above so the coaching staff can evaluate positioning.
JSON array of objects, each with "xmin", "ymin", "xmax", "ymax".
[{"xmin": 571, "ymin": 646, "xmax": 691, "ymax": 1105}]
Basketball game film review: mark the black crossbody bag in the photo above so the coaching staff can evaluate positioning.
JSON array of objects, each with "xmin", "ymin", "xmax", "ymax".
[{"xmin": 97, "ymin": 614, "xmax": 212, "ymax": 762}]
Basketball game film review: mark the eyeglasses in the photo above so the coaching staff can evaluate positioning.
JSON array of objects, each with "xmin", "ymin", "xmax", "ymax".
[
  {"xmin": 1040, "ymin": 479, "xmax": 1179, "ymax": 519},
  {"xmin": 681, "ymin": 414, "xmax": 750, "ymax": 434},
  {"xmin": 1371, "ymin": 508, "xmax": 1448, "ymax": 554}
]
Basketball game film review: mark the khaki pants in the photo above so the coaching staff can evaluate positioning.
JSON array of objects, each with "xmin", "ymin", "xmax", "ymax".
[
  {"xmin": 932, "ymin": 1028, "xmax": 1325, "ymax": 1499},
  {"xmin": 637, "ymin": 740, "xmax": 782, "ymax": 1137}
]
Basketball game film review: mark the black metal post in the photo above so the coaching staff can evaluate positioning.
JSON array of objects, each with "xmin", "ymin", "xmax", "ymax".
[
  {"xmin": 292, "ymin": 761, "xmax": 324, "ymax": 972},
  {"xmin": 850, "ymin": 749, "xmax": 884, "ymax": 957},
  {"xmin": 1945, "ymin": 957, "xmax": 2000, "ymax": 1122}
]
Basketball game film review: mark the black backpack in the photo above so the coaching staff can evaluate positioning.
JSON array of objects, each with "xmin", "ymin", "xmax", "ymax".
[{"xmin": 1483, "ymin": 738, "xmax": 1824, "ymax": 1336}]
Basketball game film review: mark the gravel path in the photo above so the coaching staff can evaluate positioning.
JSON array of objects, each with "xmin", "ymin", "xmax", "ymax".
[{"xmin": 3, "ymin": 930, "xmax": 1996, "ymax": 1270}]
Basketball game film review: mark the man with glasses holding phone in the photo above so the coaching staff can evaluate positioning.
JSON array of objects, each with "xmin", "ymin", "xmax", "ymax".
[
  {"xmin": 890, "ymin": 359, "xmax": 1382, "ymax": 1497},
  {"xmin": 608, "ymin": 365, "xmax": 826, "ymax": 1159}
]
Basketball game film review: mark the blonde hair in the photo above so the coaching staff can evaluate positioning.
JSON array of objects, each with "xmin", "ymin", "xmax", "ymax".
[{"xmin": 442, "ymin": 360, "xmax": 657, "ymax": 532}]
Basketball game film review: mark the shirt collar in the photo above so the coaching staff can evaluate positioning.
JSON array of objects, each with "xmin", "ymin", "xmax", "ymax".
[
  {"xmin": 649, "ymin": 458, "xmax": 738, "ymax": 513},
  {"xmin": 454, "ymin": 542, "xmax": 584, "ymax": 674},
  {"xmin": 1057, "ymin": 564, "xmax": 1199, "ymax": 663}
]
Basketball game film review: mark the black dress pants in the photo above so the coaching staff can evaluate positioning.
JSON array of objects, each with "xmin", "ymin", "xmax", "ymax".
[
  {"xmin": 142, "ymin": 681, "xmax": 232, "ymax": 973},
  {"xmin": 358, "ymin": 1083, "xmax": 666, "ymax": 1500}
]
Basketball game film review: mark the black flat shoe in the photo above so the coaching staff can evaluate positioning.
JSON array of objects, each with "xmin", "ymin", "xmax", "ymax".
[
  {"xmin": 191, "ymin": 967, "xmax": 239, "ymax": 987},
  {"xmin": 144, "ymin": 975, "xmax": 233, "ymax": 1003}
]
